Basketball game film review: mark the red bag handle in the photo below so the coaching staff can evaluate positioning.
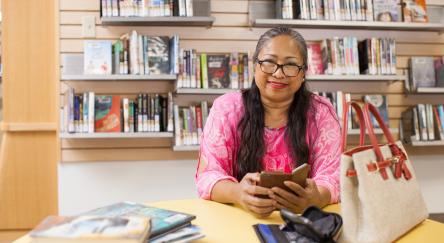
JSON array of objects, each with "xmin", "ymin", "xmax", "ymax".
[
  {"xmin": 341, "ymin": 102, "xmax": 366, "ymax": 153},
  {"xmin": 363, "ymin": 102, "xmax": 399, "ymax": 180}
]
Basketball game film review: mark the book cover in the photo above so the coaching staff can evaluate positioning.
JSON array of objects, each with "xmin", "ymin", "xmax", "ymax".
[
  {"xmin": 402, "ymin": 0, "xmax": 428, "ymax": 22},
  {"xmin": 30, "ymin": 215, "xmax": 150, "ymax": 243},
  {"xmin": 83, "ymin": 202, "xmax": 196, "ymax": 240},
  {"xmin": 207, "ymin": 54, "xmax": 230, "ymax": 88},
  {"xmin": 373, "ymin": 0, "xmax": 400, "ymax": 22},
  {"xmin": 363, "ymin": 95, "xmax": 390, "ymax": 129},
  {"xmin": 434, "ymin": 57, "xmax": 444, "ymax": 87},
  {"xmin": 307, "ymin": 43, "xmax": 324, "ymax": 75},
  {"xmin": 84, "ymin": 40, "xmax": 112, "ymax": 75},
  {"xmin": 147, "ymin": 36, "xmax": 170, "ymax": 75},
  {"xmin": 410, "ymin": 57, "xmax": 436, "ymax": 90},
  {"xmin": 95, "ymin": 96, "xmax": 121, "ymax": 132}
]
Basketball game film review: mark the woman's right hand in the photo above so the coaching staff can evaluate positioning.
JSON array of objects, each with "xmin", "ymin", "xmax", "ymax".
[{"xmin": 236, "ymin": 172, "xmax": 276, "ymax": 218}]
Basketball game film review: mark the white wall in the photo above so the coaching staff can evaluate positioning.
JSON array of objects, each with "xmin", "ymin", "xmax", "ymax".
[
  {"xmin": 58, "ymin": 160, "xmax": 198, "ymax": 215},
  {"xmin": 410, "ymin": 155, "xmax": 444, "ymax": 214},
  {"xmin": 58, "ymin": 157, "xmax": 444, "ymax": 215}
]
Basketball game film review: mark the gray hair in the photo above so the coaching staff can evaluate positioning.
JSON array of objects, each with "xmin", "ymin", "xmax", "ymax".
[{"xmin": 253, "ymin": 26, "xmax": 308, "ymax": 71}]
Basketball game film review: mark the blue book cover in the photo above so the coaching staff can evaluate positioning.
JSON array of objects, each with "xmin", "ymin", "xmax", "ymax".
[{"xmin": 82, "ymin": 201, "xmax": 196, "ymax": 239}]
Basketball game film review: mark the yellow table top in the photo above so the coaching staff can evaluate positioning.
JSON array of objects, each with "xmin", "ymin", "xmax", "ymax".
[{"xmin": 14, "ymin": 199, "xmax": 444, "ymax": 242}]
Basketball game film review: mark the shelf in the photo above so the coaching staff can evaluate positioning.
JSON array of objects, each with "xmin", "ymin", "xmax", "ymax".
[
  {"xmin": 252, "ymin": 19, "xmax": 444, "ymax": 32},
  {"xmin": 410, "ymin": 140, "xmax": 444, "ymax": 146},
  {"xmin": 60, "ymin": 132, "xmax": 174, "ymax": 139},
  {"xmin": 176, "ymin": 88, "xmax": 238, "ymax": 95},
  {"xmin": 173, "ymin": 145, "xmax": 200, "ymax": 151},
  {"xmin": 306, "ymin": 74, "xmax": 406, "ymax": 81},
  {"xmin": 414, "ymin": 87, "xmax": 444, "ymax": 94},
  {"xmin": 61, "ymin": 74, "xmax": 177, "ymax": 81},
  {"xmin": 348, "ymin": 128, "xmax": 399, "ymax": 135},
  {"xmin": 101, "ymin": 16, "xmax": 215, "ymax": 26}
]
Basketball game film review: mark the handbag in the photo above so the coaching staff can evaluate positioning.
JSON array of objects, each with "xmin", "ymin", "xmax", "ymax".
[
  {"xmin": 253, "ymin": 206, "xmax": 343, "ymax": 243},
  {"xmin": 339, "ymin": 102, "xmax": 428, "ymax": 243}
]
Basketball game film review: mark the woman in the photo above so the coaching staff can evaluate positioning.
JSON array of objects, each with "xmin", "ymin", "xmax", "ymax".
[{"xmin": 195, "ymin": 26, "xmax": 341, "ymax": 218}]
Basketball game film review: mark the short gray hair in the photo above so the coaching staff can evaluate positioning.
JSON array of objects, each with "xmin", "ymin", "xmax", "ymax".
[{"xmin": 253, "ymin": 26, "xmax": 308, "ymax": 71}]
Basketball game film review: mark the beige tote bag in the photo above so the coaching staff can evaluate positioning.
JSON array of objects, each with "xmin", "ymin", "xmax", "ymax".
[{"xmin": 339, "ymin": 102, "xmax": 428, "ymax": 243}]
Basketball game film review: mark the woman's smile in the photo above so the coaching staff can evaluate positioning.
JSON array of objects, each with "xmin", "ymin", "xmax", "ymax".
[{"xmin": 267, "ymin": 80, "xmax": 289, "ymax": 89}]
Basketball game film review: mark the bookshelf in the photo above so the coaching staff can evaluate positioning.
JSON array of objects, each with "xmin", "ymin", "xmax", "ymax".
[
  {"xmin": 172, "ymin": 129, "xmax": 400, "ymax": 151},
  {"xmin": 415, "ymin": 87, "xmax": 444, "ymax": 94},
  {"xmin": 251, "ymin": 19, "xmax": 444, "ymax": 32},
  {"xmin": 61, "ymin": 74, "xmax": 177, "ymax": 81},
  {"xmin": 60, "ymin": 132, "xmax": 173, "ymax": 139},
  {"xmin": 101, "ymin": 16, "xmax": 215, "ymax": 27},
  {"xmin": 411, "ymin": 140, "xmax": 444, "ymax": 146},
  {"xmin": 57, "ymin": 0, "xmax": 444, "ymax": 162}
]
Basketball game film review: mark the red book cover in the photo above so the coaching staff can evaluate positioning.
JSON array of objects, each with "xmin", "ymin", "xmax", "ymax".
[
  {"xmin": 195, "ymin": 106, "xmax": 203, "ymax": 131},
  {"xmin": 307, "ymin": 43, "xmax": 324, "ymax": 75},
  {"xmin": 95, "ymin": 95, "xmax": 121, "ymax": 132}
]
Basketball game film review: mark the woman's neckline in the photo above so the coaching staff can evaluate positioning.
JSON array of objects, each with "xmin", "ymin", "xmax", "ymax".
[{"xmin": 264, "ymin": 125, "xmax": 286, "ymax": 131}]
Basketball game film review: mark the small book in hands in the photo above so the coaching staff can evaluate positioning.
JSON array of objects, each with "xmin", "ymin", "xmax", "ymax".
[{"xmin": 258, "ymin": 163, "xmax": 310, "ymax": 197}]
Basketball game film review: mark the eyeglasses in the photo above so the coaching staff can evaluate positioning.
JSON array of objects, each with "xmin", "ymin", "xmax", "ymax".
[{"xmin": 257, "ymin": 59, "xmax": 305, "ymax": 77}]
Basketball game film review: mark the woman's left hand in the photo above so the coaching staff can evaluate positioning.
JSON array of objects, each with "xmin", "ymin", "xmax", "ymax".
[{"xmin": 268, "ymin": 179, "xmax": 329, "ymax": 213}]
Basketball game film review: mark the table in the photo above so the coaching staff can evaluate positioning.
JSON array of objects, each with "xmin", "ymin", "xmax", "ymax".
[{"xmin": 14, "ymin": 199, "xmax": 444, "ymax": 242}]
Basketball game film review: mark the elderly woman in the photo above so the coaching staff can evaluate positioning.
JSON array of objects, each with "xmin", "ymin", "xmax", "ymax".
[{"xmin": 195, "ymin": 26, "xmax": 341, "ymax": 217}]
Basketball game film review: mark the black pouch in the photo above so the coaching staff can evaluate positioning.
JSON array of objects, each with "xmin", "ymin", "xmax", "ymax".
[{"xmin": 253, "ymin": 206, "xmax": 343, "ymax": 243}]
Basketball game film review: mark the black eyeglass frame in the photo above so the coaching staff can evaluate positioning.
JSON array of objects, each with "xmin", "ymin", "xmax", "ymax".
[{"xmin": 256, "ymin": 59, "xmax": 306, "ymax": 77}]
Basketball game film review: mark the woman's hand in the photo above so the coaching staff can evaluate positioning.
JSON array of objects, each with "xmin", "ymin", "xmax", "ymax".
[
  {"xmin": 236, "ymin": 172, "xmax": 276, "ymax": 218},
  {"xmin": 269, "ymin": 179, "xmax": 330, "ymax": 213}
]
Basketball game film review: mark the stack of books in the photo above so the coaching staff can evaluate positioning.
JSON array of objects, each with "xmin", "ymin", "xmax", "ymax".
[{"xmin": 29, "ymin": 202, "xmax": 204, "ymax": 243}]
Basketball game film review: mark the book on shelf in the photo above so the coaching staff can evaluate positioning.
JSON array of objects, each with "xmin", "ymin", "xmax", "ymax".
[
  {"xmin": 307, "ymin": 43, "xmax": 324, "ymax": 75},
  {"xmin": 373, "ymin": 0, "xmax": 400, "ymax": 22},
  {"xmin": 276, "ymin": 0, "xmax": 375, "ymax": 21},
  {"xmin": 84, "ymin": 40, "xmax": 113, "ymax": 75},
  {"xmin": 318, "ymin": 37, "xmax": 396, "ymax": 76},
  {"xmin": 409, "ymin": 57, "xmax": 436, "ymax": 91},
  {"xmin": 402, "ymin": 104, "xmax": 444, "ymax": 143},
  {"xmin": 402, "ymin": 0, "xmax": 428, "ymax": 22},
  {"xmin": 29, "ymin": 215, "xmax": 150, "ymax": 243},
  {"xmin": 434, "ymin": 57, "xmax": 444, "ymax": 87},
  {"xmin": 363, "ymin": 94, "xmax": 390, "ymax": 129},
  {"xmin": 174, "ymin": 101, "xmax": 210, "ymax": 147},
  {"xmin": 101, "ymin": 0, "xmax": 194, "ymax": 17},
  {"xmin": 90, "ymin": 31, "xmax": 180, "ymax": 76},
  {"xmin": 61, "ymin": 89, "xmax": 174, "ymax": 134},
  {"xmin": 177, "ymin": 51, "xmax": 251, "ymax": 90},
  {"xmin": 82, "ymin": 201, "xmax": 197, "ymax": 240},
  {"xmin": 95, "ymin": 96, "xmax": 122, "ymax": 132}
]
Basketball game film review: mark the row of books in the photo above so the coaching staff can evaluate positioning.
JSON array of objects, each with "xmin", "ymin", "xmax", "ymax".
[
  {"xmin": 84, "ymin": 32, "xmax": 179, "ymax": 75},
  {"xmin": 173, "ymin": 102, "xmax": 209, "ymax": 146},
  {"xmin": 100, "ymin": 0, "xmax": 194, "ymax": 17},
  {"xmin": 172, "ymin": 91, "xmax": 390, "ymax": 147},
  {"xmin": 308, "ymin": 37, "xmax": 397, "ymax": 75},
  {"xmin": 61, "ymin": 88, "xmax": 174, "ymax": 134},
  {"xmin": 315, "ymin": 91, "xmax": 390, "ymax": 129},
  {"xmin": 408, "ymin": 56, "xmax": 444, "ymax": 91},
  {"xmin": 278, "ymin": 0, "xmax": 428, "ymax": 23},
  {"xmin": 402, "ymin": 104, "xmax": 444, "ymax": 142},
  {"xmin": 29, "ymin": 201, "xmax": 203, "ymax": 243},
  {"xmin": 177, "ymin": 51, "xmax": 253, "ymax": 90}
]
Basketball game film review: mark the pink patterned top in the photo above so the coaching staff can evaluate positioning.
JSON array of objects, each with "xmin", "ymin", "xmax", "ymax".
[{"xmin": 195, "ymin": 91, "xmax": 341, "ymax": 203}]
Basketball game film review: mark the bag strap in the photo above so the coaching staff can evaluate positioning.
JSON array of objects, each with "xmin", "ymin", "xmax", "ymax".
[
  {"xmin": 363, "ymin": 102, "xmax": 411, "ymax": 180},
  {"xmin": 341, "ymin": 101, "xmax": 366, "ymax": 153}
]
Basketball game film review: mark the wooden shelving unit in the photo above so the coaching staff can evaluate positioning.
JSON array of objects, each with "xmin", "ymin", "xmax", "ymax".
[
  {"xmin": 61, "ymin": 74, "xmax": 177, "ymax": 81},
  {"xmin": 101, "ymin": 16, "xmax": 215, "ymax": 26},
  {"xmin": 410, "ymin": 140, "xmax": 444, "ymax": 146},
  {"xmin": 252, "ymin": 19, "xmax": 444, "ymax": 32},
  {"xmin": 415, "ymin": 87, "xmax": 444, "ymax": 94},
  {"xmin": 60, "ymin": 132, "xmax": 174, "ymax": 139},
  {"xmin": 173, "ymin": 145, "xmax": 200, "ymax": 151}
]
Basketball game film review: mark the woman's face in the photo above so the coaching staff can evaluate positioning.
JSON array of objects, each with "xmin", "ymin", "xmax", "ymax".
[{"xmin": 254, "ymin": 35, "xmax": 305, "ymax": 103}]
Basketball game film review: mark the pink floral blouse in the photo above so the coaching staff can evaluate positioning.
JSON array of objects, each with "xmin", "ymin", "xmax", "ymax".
[{"xmin": 195, "ymin": 91, "xmax": 341, "ymax": 203}]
